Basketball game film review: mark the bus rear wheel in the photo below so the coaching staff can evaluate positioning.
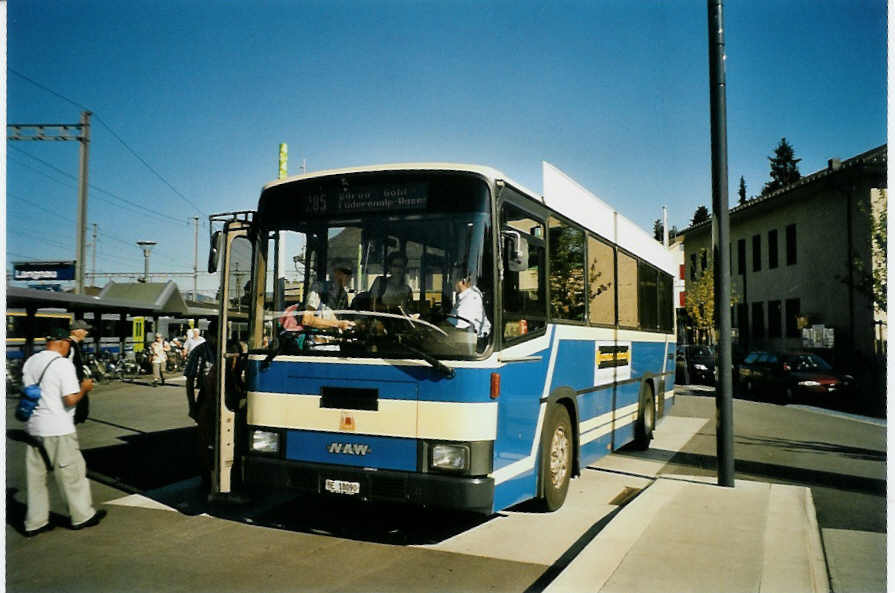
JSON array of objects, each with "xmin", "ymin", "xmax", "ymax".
[
  {"xmin": 538, "ymin": 404, "xmax": 573, "ymax": 512},
  {"xmin": 632, "ymin": 383, "xmax": 655, "ymax": 451}
]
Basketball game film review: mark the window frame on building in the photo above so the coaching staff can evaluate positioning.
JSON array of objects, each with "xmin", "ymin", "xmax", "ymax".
[
  {"xmin": 752, "ymin": 234, "xmax": 761, "ymax": 272},
  {"xmin": 785, "ymin": 224, "xmax": 797, "ymax": 266},
  {"xmin": 785, "ymin": 297, "xmax": 800, "ymax": 338},
  {"xmin": 768, "ymin": 300, "xmax": 782, "ymax": 338},
  {"xmin": 768, "ymin": 229, "xmax": 779, "ymax": 269},
  {"xmin": 751, "ymin": 301, "xmax": 764, "ymax": 339}
]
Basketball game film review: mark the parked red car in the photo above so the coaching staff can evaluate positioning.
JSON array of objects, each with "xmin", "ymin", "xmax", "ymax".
[{"xmin": 736, "ymin": 351, "xmax": 854, "ymax": 404}]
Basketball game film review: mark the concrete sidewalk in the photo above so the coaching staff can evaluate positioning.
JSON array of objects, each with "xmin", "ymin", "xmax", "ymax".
[{"xmin": 546, "ymin": 475, "xmax": 829, "ymax": 593}]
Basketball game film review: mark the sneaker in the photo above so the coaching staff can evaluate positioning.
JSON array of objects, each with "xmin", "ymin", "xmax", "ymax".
[
  {"xmin": 71, "ymin": 509, "xmax": 107, "ymax": 530},
  {"xmin": 24, "ymin": 523, "xmax": 54, "ymax": 537}
]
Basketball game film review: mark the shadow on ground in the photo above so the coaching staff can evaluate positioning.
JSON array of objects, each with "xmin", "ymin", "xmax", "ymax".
[
  {"xmin": 616, "ymin": 446, "xmax": 885, "ymax": 496},
  {"xmin": 8, "ymin": 424, "xmax": 494, "ymax": 545}
]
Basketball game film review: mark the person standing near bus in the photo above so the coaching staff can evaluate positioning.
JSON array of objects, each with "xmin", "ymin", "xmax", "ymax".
[
  {"xmin": 21, "ymin": 329, "xmax": 105, "ymax": 536},
  {"xmin": 150, "ymin": 333, "xmax": 170, "ymax": 386},
  {"xmin": 182, "ymin": 328, "xmax": 205, "ymax": 358}
]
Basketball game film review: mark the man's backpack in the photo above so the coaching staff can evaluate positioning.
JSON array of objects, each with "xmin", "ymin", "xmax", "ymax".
[{"xmin": 16, "ymin": 355, "xmax": 63, "ymax": 422}]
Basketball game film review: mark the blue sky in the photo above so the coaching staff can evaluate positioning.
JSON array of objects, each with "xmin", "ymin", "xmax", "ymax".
[{"xmin": 6, "ymin": 0, "xmax": 887, "ymax": 296}]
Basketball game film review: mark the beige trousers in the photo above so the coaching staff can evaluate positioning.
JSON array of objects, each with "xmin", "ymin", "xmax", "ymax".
[{"xmin": 25, "ymin": 432, "xmax": 96, "ymax": 530}]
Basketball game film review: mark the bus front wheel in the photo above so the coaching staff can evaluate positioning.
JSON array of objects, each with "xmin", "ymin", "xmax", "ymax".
[{"xmin": 538, "ymin": 404, "xmax": 573, "ymax": 512}]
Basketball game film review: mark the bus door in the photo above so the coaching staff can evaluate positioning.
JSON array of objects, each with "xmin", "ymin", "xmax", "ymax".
[{"xmin": 210, "ymin": 216, "xmax": 254, "ymax": 495}]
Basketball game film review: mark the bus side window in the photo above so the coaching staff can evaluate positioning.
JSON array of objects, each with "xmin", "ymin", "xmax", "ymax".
[{"xmin": 501, "ymin": 203, "xmax": 546, "ymax": 341}]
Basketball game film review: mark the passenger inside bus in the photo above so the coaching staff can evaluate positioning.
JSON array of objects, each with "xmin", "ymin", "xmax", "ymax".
[
  {"xmin": 369, "ymin": 252, "xmax": 413, "ymax": 310},
  {"xmin": 279, "ymin": 264, "xmax": 355, "ymax": 335}
]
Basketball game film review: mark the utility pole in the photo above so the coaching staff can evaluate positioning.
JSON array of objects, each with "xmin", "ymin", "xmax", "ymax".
[
  {"xmin": 708, "ymin": 0, "xmax": 735, "ymax": 487},
  {"xmin": 193, "ymin": 217, "xmax": 199, "ymax": 301},
  {"xmin": 91, "ymin": 223, "xmax": 98, "ymax": 285},
  {"xmin": 662, "ymin": 206, "xmax": 669, "ymax": 247},
  {"xmin": 278, "ymin": 144, "xmax": 288, "ymax": 301},
  {"xmin": 7, "ymin": 110, "xmax": 92, "ymax": 294},
  {"xmin": 76, "ymin": 111, "xmax": 91, "ymax": 294}
]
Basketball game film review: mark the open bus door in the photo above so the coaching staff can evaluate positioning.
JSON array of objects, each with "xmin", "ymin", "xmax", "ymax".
[{"xmin": 209, "ymin": 214, "xmax": 254, "ymax": 496}]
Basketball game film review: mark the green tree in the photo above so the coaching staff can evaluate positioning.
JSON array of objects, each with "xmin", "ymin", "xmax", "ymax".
[
  {"xmin": 851, "ymin": 191, "xmax": 887, "ymax": 313},
  {"xmin": 761, "ymin": 137, "xmax": 801, "ymax": 196},
  {"xmin": 691, "ymin": 205, "xmax": 710, "ymax": 226},
  {"xmin": 654, "ymin": 219, "xmax": 678, "ymax": 242},
  {"xmin": 738, "ymin": 176, "xmax": 747, "ymax": 205},
  {"xmin": 685, "ymin": 252, "xmax": 740, "ymax": 343}
]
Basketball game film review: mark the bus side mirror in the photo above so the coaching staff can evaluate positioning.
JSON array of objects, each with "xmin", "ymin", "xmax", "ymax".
[
  {"xmin": 502, "ymin": 230, "xmax": 529, "ymax": 272},
  {"xmin": 208, "ymin": 230, "xmax": 222, "ymax": 273}
]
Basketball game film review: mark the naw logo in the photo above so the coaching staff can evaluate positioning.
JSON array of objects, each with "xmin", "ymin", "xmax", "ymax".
[{"xmin": 327, "ymin": 442, "xmax": 371, "ymax": 456}]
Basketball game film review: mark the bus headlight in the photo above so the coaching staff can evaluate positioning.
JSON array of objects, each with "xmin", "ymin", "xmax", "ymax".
[
  {"xmin": 251, "ymin": 429, "xmax": 280, "ymax": 454},
  {"xmin": 431, "ymin": 444, "xmax": 469, "ymax": 472}
]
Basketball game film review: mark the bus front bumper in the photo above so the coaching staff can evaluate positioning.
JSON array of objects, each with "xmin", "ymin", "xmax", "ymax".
[{"xmin": 244, "ymin": 455, "xmax": 495, "ymax": 514}]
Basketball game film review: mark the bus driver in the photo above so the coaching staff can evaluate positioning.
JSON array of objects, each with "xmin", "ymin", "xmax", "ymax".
[{"xmin": 447, "ymin": 266, "xmax": 491, "ymax": 339}]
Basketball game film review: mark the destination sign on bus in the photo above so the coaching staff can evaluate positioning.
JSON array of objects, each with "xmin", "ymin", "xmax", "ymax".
[{"xmin": 304, "ymin": 182, "xmax": 428, "ymax": 215}]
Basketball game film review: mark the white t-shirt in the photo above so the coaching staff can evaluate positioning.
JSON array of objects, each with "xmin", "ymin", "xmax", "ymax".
[
  {"xmin": 21, "ymin": 350, "xmax": 80, "ymax": 437},
  {"xmin": 449, "ymin": 287, "xmax": 492, "ymax": 338},
  {"xmin": 183, "ymin": 335, "xmax": 206, "ymax": 355},
  {"xmin": 150, "ymin": 340, "xmax": 168, "ymax": 363}
]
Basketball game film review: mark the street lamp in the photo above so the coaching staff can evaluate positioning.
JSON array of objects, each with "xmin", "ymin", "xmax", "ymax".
[{"xmin": 136, "ymin": 240, "xmax": 157, "ymax": 283}]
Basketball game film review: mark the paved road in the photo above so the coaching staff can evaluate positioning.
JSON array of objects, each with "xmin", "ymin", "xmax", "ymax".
[
  {"xmin": 6, "ymin": 379, "xmax": 710, "ymax": 593},
  {"xmin": 5, "ymin": 380, "xmax": 884, "ymax": 592}
]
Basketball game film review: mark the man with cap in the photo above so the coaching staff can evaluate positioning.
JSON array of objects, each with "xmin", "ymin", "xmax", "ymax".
[
  {"xmin": 68, "ymin": 319, "xmax": 92, "ymax": 423},
  {"xmin": 21, "ymin": 329, "xmax": 105, "ymax": 536},
  {"xmin": 68, "ymin": 319, "xmax": 91, "ymax": 381}
]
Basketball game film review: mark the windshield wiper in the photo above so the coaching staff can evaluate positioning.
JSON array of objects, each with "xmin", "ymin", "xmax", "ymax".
[{"xmin": 396, "ymin": 338, "xmax": 455, "ymax": 378}]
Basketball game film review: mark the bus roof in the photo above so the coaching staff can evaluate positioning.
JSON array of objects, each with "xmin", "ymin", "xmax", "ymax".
[
  {"xmin": 542, "ymin": 162, "xmax": 675, "ymax": 276},
  {"xmin": 261, "ymin": 161, "xmax": 674, "ymax": 276},
  {"xmin": 262, "ymin": 162, "xmax": 517, "ymax": 191}
]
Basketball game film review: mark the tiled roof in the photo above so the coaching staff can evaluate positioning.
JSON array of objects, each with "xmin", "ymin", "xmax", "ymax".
[{"xmin": 680, "ymin": 144, "xmax": 887, "ymax": 235}]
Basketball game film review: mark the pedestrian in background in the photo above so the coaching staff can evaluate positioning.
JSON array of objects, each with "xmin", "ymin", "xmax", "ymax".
[
  {"xmin": 68, "ymin": 319, "xmax": 92, "ymax": 423},
  {"xmin": 184, "ymin": 320, "xmax": 218, "ymax": 489},
  {"xmin": 150, "ymin": 333, "xmax": 170, "ymax": 387},
  {"xmin": 182, "ymin": 327, "xmax": 205, "ymax": 358},
  {"xmin": 21, "ymin": 329, "xmax": 105, "ymax": 536}
]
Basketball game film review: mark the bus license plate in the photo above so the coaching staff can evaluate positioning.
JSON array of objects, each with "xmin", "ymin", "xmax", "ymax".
[{"xmin": 324, "ymin": 479, "xmax": 360, "ymax": 495}]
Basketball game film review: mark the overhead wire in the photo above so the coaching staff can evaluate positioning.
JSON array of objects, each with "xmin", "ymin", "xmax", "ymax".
[
  {"xmin": 6, "ymin": 194, "xmax": 186, "ymax": 269},
  {"xmin": 9, "ymin": 68, "xmax": 206, "ymax": 218},
  {"xmin": 9, "ymin": 145, "xmax": 187, "ymax": 225},
  {"xmin": 8, "ymin": 69, "xmax": 211, "ymax": 285}
]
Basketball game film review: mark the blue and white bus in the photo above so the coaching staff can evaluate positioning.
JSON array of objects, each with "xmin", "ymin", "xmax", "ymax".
[{"xmin": 208, "ymin": 162, "xmax": 676, "ymax": 513}]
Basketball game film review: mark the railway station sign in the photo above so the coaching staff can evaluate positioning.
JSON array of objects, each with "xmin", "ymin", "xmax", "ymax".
[{"xmin": 13, "ymin": 261, "xmax": 76, "ymax": 281}]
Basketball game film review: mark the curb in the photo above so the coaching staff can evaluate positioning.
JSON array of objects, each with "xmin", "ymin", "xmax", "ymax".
[{"xmin": 804, "ymin": 487, "xmax": 832, "ymax": 593}]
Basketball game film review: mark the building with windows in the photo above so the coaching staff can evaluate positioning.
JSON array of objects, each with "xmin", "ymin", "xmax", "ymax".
[{"xmin": 678, "ymin": 145, "xmax": 886, "ymax": 408}]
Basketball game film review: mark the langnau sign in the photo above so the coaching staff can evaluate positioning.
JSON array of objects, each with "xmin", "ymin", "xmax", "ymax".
[{"xmin": 13, "ymin": 261, "xmax": 76, "ymax": 281}]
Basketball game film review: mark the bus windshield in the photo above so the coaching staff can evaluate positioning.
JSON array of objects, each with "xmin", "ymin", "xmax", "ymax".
[{"xmin": 257, "ymin": 172, "xmax": 493, "ymax": 360}]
